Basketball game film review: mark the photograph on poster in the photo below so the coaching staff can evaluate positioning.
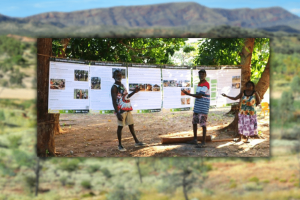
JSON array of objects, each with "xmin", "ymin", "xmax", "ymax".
[
  {"xmin": 232, "ymin": 75, "xmax": 241, "ymax": 83},
  {"xmin": 138, "ymin": 83, "xmax": 145, "ymax": 91},
  {"xmin": 91, "ymin": 77, "xmax": 101, "ymax": 89},
  {"xmin": 112, "ymin": 68, "xmax": 125, "ymax": 79},
  {"xmin": 176, "ymin": 80, "xmax": 182, "ymax": 87},
  {"xmin": 74, "ymin": 70, "xmax": 88, "ymax": 81},
  {"xmin": 152, "ymin": 84, "xmax": 160, "ymax": 91},
  {"xmin": 145, "ymin": 84, "xmax": 152, "ymax": 91},
  {"xmin": 181, "ymin": 88, "xmax": 190, "ymax": 96},
  {"xmin": 129, "ymin": 83, "xmax": 139, "ymax": 91},
  {"xmin": 163, "ymin": 80, "xmax": 170, "ymax": 87},
  {"xmin": 170, "ymin": 80, "xmax": 176, "ymax": 87},
  {"xmin": 181, "ymin": 97, "xmax": 186, "ymax": 105},
  {"xmin": 186, "ymin": 98, "xmax": 191, "ymax": 105},
  {"xmin": 50, "ymin": 79, "xmax": 65, "ymax": 90},
  {"xmin": 232, "ymin": 83, "xmax": 241, "ymax": 89},
  {"xmin": 183, "ymin": 80, "xmax": 191, "ymax": 87},
  {"xmin": 74, "ymin": 89, "xmax": 89, "ymax": 99}
]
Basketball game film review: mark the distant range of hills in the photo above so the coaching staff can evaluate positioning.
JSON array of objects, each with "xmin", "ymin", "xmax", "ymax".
[{"xmin": 1, "ymin": 2, "xmax": 300, "ymax": 37}]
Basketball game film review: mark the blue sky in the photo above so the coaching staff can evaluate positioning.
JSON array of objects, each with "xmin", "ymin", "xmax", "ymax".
[{"xmin": 1, "ymin": 0, "xmax": 300, "ymax": 18}]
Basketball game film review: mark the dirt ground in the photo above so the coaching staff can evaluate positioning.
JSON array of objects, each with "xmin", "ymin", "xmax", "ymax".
[{"xmin": 55, "ymin": 107, "xmax": 270, "ymax": 157}]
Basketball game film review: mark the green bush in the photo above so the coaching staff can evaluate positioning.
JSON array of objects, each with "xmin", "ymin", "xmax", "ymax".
[
  {"xmin": 87, "ymin": 164, "xmax": 99, "ymax": 174},
  {"xmin": 81, "ymin": 180, "xmax": 92, "ymax": 189},
  {"xmin": 101, "ymin": 168, "xmax": 112, "ymax": 179},
  {"xmin": 106, "ymin": 185, "xmax": 140, "ymax": 200},
  {"xmin": 59, "ymin": 159, "xmax": 80, "ymax": 172},
  {"xmin": 8, "ymin": 135, "xmax": 22, "ymax": 149},
  {"xmin": 23, "ymin": 175, "xmax": 36, "ymax": 194},
  {"xmin": 248, "ymin": 176, "xmax": 260, "ymax": 183},
  {"xmin": 59, "ymin": 176, "xmax": 67, "ymax": 186}
]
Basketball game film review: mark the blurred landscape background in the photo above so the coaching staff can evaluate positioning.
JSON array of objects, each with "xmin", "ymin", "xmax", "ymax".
[{"xmin": 0, "ymin": 2, "xmax": 300, "ymax": 199}]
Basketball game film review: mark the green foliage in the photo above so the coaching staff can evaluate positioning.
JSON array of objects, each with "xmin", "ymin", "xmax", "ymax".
[
  {"xmin": 280, "ymin": 90, "xmax": 294, "ymax": 123},
  {"xmin": 59, "ymin": 159, "xmax": 80, "ymax": 172},
  {"xmin": 7, "ymin": 135, "xmax": 22, "ymax": 149},
  {"xmin": 101, "ymin": 167, "xmax": 112, "ymax": 179},
  {"xmin": 0, "ymin": 110, "xmax": 5, "ymax": 121},
  {"xmin": 194, "ymin": 38, "xmax": 269, "ymax": 83},
  {"xmin": 106, "ymin": 185, "xmax": 141, "ymax": 200},
  {"xmin": 229, "ymin": 179, "xmax": 237, "ymax": 188},
  {"xmin": 0, "ymin": 35, "xmax": 25, "ymax": 56},
  {"xmin": 23, "ymin": 175, "xmax": 36, "ymax": 194},
  {"xmin": 195, "ymin": 38, "xmax": 244, "ymax": 65},
  {"xmin": 87, "ymin": 164, "xmax": 99, "ymax": 174},
  {"xmin": 81, "ymin": 180, "xmax": 92, "ymax": 189},
  {"xmin": 52, "ymin": 38, "xmax": 187, "ymax": 64},
  {"xmin": 59, "ymin": 176, "xmax": 67, "ymax": 186},
  {"xmin": 290, "ymin": 76, "xmax": 300, "ymax": 96},
  {"xmin": 249, "ymin": 176, "xmax": 260, "ymax": 183}
]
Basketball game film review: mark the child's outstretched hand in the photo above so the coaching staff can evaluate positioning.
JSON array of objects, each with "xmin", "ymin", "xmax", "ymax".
[{"xmin": 134, "ymin": 86, "xmax": 140, "ymax": 93}]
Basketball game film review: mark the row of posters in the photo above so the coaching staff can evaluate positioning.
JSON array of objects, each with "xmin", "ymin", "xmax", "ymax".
[{"xmin": 48, "ymin": 61, "xmax": 241, "ymax": 113}]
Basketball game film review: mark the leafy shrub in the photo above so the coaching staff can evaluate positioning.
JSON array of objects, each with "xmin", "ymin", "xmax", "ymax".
[
  {"xmin": 101, "ymin": 168, "xmax": 112, "ymax": 179},
  {"xmin": 23, "ymin": 175, "xmax": 36, "ymax": 193},
  {"xmin": 59, "ymin": 176, "xmax": 67, "ymax": 186},
  {"xmin": 248, "ymin": 176, "xmax": 259, "ymax": 183},
  {"xmin": 106, "ymin": 185, "xmax": 140, "ymax": 200},
  {"xmin": 59, "ymin": 159, "xmax": 80, "ymax": 172},
  {"xmin": 8, "ymin": 135, "xmax": 22, "ymax": 149},
  {"xmin": 81, "ymin": 180, "xmax": 92, "ymax": 189},
  {"xmin": 87, "ymin": 165, "xmax": 99, "ymax": 174}
]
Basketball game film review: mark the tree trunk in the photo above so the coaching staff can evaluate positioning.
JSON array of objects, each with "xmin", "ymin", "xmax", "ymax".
[
  {"xmin": 182, "ymin": 173, "xmax": 189, "ymax": 200},
  {"xmin": 55, "ymin": 39, "xmax": 71, "ymax": 134},
  {"xmin": 256, "ymin": 56, "xmax": 270, "ymax": 99},
  {"xmin": 35, "ymin": 158, "xmax": 40, "ymax": 196},
  {"xmin": 37, "ymin": 38, "xmax": 58, "ymax": 157},
  {"xmin": 135, "ymin": 158, "xmax": 143, "ymax": 183},
  {"xmin": 224, "ymin": 103, "xmax": 239, "ymax": 115},
  {"xmin": 220, "ymin": 38, "xmax": 255, "ymax": 135},
  {"xmin": 240, "ymin": 38, "xmax": 255, "ymax": 91}
]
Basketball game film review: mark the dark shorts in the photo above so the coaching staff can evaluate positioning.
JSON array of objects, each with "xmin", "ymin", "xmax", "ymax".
[{"xmin": 192, "ymin": 113, "xmax": 207, "ymax": 127}]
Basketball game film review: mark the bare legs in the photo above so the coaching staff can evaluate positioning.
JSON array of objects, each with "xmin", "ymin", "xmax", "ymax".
[{"xmin": 117, "ymin": 124, "xmax": 140, "ymax": 147}]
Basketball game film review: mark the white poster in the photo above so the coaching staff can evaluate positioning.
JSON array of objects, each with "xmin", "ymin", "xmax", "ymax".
[
  {"xmin": 162, "ymin": 69, "xmax": 192, "ymax": 109},
  {"xmin": 48, "ymin": 61, "xmax": 89, "ymax": 113},
  {"xmin": 217, "ymin": 68, "xmax": 241, "ymax": 106},
  {"xmin": 128, "ymin": 67, "xmax": 162, "ymax": 111},
  {"xmin": 89, "ymin": 65, "xmax": 127, "ymax": 113},
  {"xmin": 192, "ymin": 68, "xmax": 241, "ymax": 107},
  {"xmin": 193, "ymin": 70, "xmax": 218, "ymax": 106}
]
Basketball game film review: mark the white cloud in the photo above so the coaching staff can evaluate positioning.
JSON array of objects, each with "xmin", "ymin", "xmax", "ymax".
[{"xmin": 289, "ymin": 8, "xmax": 300, "ymax": 14}]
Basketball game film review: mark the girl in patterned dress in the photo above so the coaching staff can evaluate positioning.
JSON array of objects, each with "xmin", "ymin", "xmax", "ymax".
[{"xmin": 222, "ymin": 81, "xmax": 261, "ymax": 143}]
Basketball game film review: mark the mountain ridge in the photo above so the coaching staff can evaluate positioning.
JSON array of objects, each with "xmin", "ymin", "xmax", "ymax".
[{"xmin": 0, "ymin": 2, "xmax": 300, "ymax": 35}]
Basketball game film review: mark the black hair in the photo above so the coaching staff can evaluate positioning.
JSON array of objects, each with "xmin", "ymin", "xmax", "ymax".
[
  {"xmin": 113, "ymin": 69, "xmax": 121, "ymax": 79},
  {"xmin": 245, "ymin": 81, "xmax": 255, "ymax": 90},
  {"xmin": 198, "ymin": 69, "xmax": 206, "ymax": 75}
]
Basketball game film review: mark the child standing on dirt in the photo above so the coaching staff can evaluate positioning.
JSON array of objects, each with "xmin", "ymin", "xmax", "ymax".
[
  {"xmin": 182, "ymin": 69, "xmax": 210, "ymax": 148},
  {"xmin": 111, "ymin": 70, "xmax": 147, "ymax": 151}
]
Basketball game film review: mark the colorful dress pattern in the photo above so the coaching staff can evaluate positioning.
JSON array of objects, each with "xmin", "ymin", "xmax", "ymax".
[
  {"xmin": 238, "ymin": 91, "xmax": 258, "ymax": 136},
  {"xmin": 113, "ymin": 84, "xmax": 133, "ymax": 113}
]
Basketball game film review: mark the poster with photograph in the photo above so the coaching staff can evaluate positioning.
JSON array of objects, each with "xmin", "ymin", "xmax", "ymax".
[
  {"xmin": 162, "ymin": 69, "xmax": 192, "ymax": 110},
  {"xmin": 48, "ymin": 61, "xmax": 89, "ymax": 113},
  {"xmin": 217, "ymin": 69, "xmax": 241, "ymax": 106},
  {"xmin": 50, "ymin": 79, "xmax": 65, "ymax": 90},
  {"xmin": 91, "ymin": 77, "xmax": 101, "ymax": 89},
  {"xmin": 193, "ymin": 68, "xmax": 241, "ymax": 107},
  {"xmin": 89, "ymin": 65, "xmax": 127, "ymax": 113},
  {"xmin": 128, "ymin": 67, "xmax": 162, "ymax": 112}
]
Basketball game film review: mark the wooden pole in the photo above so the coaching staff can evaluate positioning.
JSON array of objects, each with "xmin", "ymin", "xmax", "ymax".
[{"xmin": 161, "ymin": 135, "xmax": 212, "ymax": 144}]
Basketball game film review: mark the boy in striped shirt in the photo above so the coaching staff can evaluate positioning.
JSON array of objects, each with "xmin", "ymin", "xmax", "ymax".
[{"xmin": 182, "ymin": 69, "xmax": 210, "ymax": 148}]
